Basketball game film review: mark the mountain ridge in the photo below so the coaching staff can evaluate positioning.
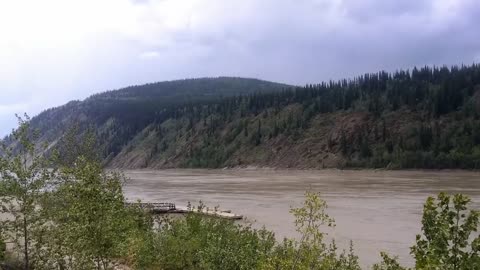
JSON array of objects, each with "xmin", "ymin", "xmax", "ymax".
[{"xmin": 6, "ymin": 64, "xmax": 480, "ymax": 169}]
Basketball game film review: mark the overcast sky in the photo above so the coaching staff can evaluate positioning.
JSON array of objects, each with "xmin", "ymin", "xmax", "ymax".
[{"xmin": 1, "ymin": 0, "xmax": 479, "ymax": 136}]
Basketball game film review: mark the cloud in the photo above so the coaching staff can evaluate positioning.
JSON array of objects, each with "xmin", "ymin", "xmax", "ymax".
[
  {"xmin": 0, "ymin": 103, "xmax": 28, "ymax": 116},
  {"xmin": 139, "ymin": 51, "xmax": 161, "ymax": 59},
  {"xmin": 0, "ymin": 0, "xmax": 479, "ymax": 136},
  {"xmin": 0, "ymin": 103, "xmax": 29, "ymax": 138}
]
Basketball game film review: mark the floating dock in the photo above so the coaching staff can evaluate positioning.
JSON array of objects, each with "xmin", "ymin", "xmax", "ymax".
[{"xmin": 126, "ymin": 202, "xmax": 243, "ymax": 220}]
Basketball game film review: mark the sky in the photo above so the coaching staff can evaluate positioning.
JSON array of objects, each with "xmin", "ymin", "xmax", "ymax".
[{"xmin": 1, "ymin": 0, "xmax": 480, "ymax": 136}]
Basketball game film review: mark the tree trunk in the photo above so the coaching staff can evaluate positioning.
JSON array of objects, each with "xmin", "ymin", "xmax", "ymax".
[{"xmin": 23, "ymin": 215, "xmax": 29, "ymax": 270}]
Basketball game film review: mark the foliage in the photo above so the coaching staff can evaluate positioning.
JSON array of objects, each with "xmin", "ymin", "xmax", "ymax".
[
  {"xmin": 0, "ymin": 115, "xmax": 55, "ymax": 270},
  {"xmin": 0, "ymin": 118, "xmax": 156, "ymax": 269},
  {"xmin": 155, "ymin": 203, "xmax": 276, "ymax": 270},
  {"xmin": 261, "ymin": 191, "xmax": 361, "ymax": 270},
  {"xmin": 40, "ymin": 159, "xmax": 125, "ymax": 269},
  {"xmin": 372, "ymin": 252, "xmax": 407, "ymax": 270},
  {"xmin": 155, "ymin": 193, "xmax": 361, "ymax": 270},
  {"xmin": 410, "ymin": 192, "xmax": 480, "ymax": 270}
]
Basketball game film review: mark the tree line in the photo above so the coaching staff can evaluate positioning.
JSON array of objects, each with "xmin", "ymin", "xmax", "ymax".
[{"xmin": 117, "ymin": 64, "xmax": 478, "ymax": 169}]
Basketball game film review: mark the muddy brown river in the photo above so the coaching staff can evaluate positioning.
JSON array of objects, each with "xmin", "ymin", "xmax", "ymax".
[{"xmin": 123, "ymin": 169, "xmax": 480, "ymax": 268}]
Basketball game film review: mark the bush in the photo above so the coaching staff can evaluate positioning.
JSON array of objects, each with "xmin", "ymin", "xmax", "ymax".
[
  {"xmin": 411, "ymin": 193, "xmax": 480, "ymax": 269},
  {"xmin": 156, "ymin": 203, "xmax": 276, "ymax": 270},
  {"xmin": 372, "ymin": 252, "xmax": 406, "ymax": 270},
  {"xmin": 155, "ymin": 192, "xmax": 362, "ymax": 270},
  {"xmin": 260, "ymin": 191, "xmax": 361, "ymax": 270}
]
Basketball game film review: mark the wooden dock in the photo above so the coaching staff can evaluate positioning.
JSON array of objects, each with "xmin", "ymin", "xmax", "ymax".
[{"xmin": 125, "ymin": 202, "xmax": 243, "ymax": 220}]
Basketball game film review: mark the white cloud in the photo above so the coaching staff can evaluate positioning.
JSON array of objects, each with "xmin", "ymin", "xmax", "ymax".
[
  {"xmin": 0, "ymin": 103, "xmax": 28, "ymax": 116},
  {"xmin": 139, "ymin": 51, "xmax": 160, "ymax": 59}
]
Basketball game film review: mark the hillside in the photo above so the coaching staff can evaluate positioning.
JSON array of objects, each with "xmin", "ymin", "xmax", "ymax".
[
  {"xmin": 16, "ymin": 77, "xmax": 290, "ymax": 160},
  {"xmin": 9, "ymin": 65, "xmax": 480, "ymax": 169}
]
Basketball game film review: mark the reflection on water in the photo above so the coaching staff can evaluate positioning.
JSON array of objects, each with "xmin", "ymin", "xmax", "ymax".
[{"xmin": 123, "ymin": 169, "xmax": 480, "ymax": 268}]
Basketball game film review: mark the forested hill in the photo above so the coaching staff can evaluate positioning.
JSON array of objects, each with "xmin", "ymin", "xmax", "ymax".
[
  {"xmin": 11, "ymin": 64, "xmax": 480, "ymax": 169},
  {"xmin": 17, "ymin": 77, "xmax": 290, "ymax": 157}
]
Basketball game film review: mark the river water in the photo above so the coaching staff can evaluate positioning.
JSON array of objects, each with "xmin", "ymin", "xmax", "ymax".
[{"xmin": 123, "ymin": 169, "xmax": 480, "ymax": 268}]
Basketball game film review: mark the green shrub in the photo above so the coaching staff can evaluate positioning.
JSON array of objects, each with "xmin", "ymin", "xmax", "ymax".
[
  {"xmin": 411, "ymin": 193, "xmax": 480, "ymax": 269},
  {"xmin": 260, "ymin": 191, "xmax": 361, "ymax": 270},
  {"xmin": 156, "ymin": 204, "xmax": 276, "ymax": 270}
]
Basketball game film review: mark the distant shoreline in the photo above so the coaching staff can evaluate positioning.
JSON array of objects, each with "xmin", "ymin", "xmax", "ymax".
[{"xmin": 114, "ymin": 166, "xmax": 480, "ymax": 173}]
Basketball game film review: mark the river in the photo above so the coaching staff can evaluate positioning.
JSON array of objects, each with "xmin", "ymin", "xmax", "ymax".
[{"xmin": 123, "ymin": 169, "xmax": 480, "ymax": 268}]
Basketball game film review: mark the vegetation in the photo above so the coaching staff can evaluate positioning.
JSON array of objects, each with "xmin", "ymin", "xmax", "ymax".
[
  {"xmin": 155, "ymin": 205, "xmax": 275, "ymax": 270},
  {"xmin": 148, "ymin": 64, "xmax": 480, "ymax": 169},
  {"xmin": 0, "ymin": 115, "xmax": 56, "ymax": 269},
  {"xmin": 1, "ymin": 117, "xmax": 480, "ymax": 269},
  {"xmin": 11, "ymin": 64, "xmax": 480, "ymax": 169},
  {"xmin": 0, "ymin": 118, "xmax": 155, "ymax": 269},
  {"xmin": 156, "ymin": 192, "xmax": 360, "ymax": 270},
  {"xmin": 411, "ymin": 193, "xmax": 480, "ymax": 269},
  {"xmin": 39, "ymin": 158, "xmax": 153, "ymax": 269},
  {"xmin": 12, "ymin": 77, "xmax": 288, "ymax": 162}
]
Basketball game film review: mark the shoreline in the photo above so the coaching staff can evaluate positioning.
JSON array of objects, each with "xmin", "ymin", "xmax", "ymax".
[{"xmin": 111, "ymin": 166, "xmax": 480, "ymax": 173}]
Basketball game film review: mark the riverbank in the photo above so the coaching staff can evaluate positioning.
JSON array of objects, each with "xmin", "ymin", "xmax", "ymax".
[{"xmin": 113, "ymin": 166, "xmax": 480, "ymax": 173}]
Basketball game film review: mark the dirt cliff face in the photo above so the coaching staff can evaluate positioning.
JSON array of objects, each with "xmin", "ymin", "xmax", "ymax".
[{"xmin": 107, "ymin": 106, "xmax": 464, "ymax": 170}]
